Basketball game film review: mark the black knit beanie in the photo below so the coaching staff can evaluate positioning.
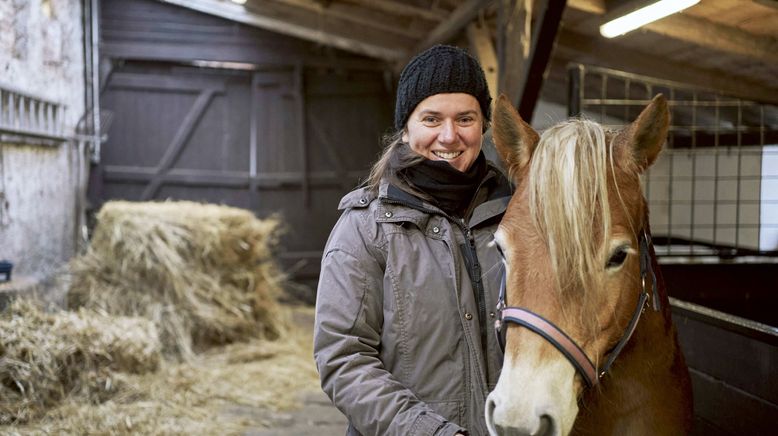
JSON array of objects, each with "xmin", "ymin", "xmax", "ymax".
[{"xmin": 394, "ymin": 44, "xmax": 491, "ymax": 131}]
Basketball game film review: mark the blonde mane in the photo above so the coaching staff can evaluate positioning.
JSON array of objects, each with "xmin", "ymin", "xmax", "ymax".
[{"xmin": 527, "ymin": 119, "xmax": 614, "ymax": 297}]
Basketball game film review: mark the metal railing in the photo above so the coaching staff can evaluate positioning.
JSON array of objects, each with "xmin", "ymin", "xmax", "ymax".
[{"xmin": 568, "ymin": 64, "xmax": 778, "ymax": 260}]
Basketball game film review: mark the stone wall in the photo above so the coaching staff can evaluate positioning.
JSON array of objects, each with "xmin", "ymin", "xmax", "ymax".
[{"xmin": 0, "ymin": 0, "xmax": 87, "ymax": 283}]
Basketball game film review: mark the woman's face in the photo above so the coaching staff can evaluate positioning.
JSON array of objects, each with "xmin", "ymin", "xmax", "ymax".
[{"xmin": 402, "ymin": 93, "xmax": 484, "ymax": 172}]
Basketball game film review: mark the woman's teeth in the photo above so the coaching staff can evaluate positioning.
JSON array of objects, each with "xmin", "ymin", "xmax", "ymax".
[{"xmin": 433, "ymin": 150, "xmax": 463, "ymax": 159}]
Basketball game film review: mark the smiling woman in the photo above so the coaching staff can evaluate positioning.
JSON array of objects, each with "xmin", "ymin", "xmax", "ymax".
[
  {"xmin": 403, "ymin": 93, "xmax": 484, "ymax": 172},
  {"xmin": 313, "ymin": 45, "xmax": 513, "ymax": 435}
]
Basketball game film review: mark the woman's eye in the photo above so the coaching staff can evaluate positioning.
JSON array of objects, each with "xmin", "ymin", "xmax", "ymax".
[
  {"xmin": 606, "ymin": 247, "xmax": 629, "ymax": 268},
  {"xmin": 458, "ymin": 116, "xmax": 474, "ymax": 124},
  {"xmin": 422, "ymin": 116, "xmax": 438, "ymax": 124}
]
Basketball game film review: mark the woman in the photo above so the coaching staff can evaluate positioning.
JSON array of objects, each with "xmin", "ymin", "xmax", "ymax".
[{"xmin": 314, "ymin": 45, "xmax": 512, "ymax": 436}]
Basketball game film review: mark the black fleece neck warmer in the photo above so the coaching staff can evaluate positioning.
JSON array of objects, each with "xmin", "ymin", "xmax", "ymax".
[{"xmin": 397, "ymin": 151, "xmax": 488, "ymax": 218}]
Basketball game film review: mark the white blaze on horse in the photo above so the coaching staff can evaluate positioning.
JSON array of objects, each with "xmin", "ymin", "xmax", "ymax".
[{"xmin": 485, "ymin": 95, "xmax": 694, "ymax": 436}]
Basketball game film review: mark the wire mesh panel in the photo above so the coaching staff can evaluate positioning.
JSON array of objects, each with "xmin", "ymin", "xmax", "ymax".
[{"xmin": 568, "ymin": 64, "xmax": 778, "ymax": 260}]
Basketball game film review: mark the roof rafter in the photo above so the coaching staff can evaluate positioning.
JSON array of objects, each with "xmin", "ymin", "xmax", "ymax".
[
  {"xmin": 342, "ymin": 0, "xmax": 448, "ymax": 21},
  {"xmin": 413, "ymin": 0, "xmax": 495, "ymax": 54},
  {"xmin": 158, "ymin": 0, "xmax": 407, "ymax": 62},
  {"xmin": 269, "ymin": 0, "xmax": 427, "ymax": 39},
  {"xmin": 644, "ymin": 13, "xmax": 778, "ymax": 65}
]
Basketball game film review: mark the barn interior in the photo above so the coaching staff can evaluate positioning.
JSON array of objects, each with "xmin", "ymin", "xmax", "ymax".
[{"xmin": 1, "ymin": 0, "xmax": 776, "ymax": 434}]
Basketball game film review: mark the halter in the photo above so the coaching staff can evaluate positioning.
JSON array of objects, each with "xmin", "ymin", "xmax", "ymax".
[{"xmin": 494, "ymin": 230, "xmax": 660, "ymax": 387}]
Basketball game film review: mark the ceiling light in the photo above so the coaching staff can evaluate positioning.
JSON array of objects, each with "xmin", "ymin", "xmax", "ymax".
[
  {"xmin": 231, "ymin": 0, "xmax": 247, "ymax": 5},
  {"xmin": 600, "ymin": 0, "xmax": 700, "ymax": 38}
]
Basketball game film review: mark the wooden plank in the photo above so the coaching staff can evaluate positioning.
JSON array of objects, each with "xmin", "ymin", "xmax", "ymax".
[
  {"xmin": 307, "ymin": 112, "xmax": 352, "ymax": 190},
  {"xmin": 496, "ymin": 0, "xmax": 530, "ymax": 108},
  {"xmin": 555, "ymin": 30, "xmax": 778, "ymax": 105},
  {"xmin": 672, "ymin": 307, "xmax": 778, "ymax": 404},
  {"xmin": 644, "ymin": 14, "xmax": 778, "ymax": 65},
  {"xmin": 157, "ymin": 0, "xmax": 407, "ymax": 61},
  {"xmin": 688, "ymin": 368, "xmax": 778, "ymax": 436},
  {"xmin": 344, "ymin": 0, "xmax": 448, "ymax": 21},
  {"xmin": 269, "ymin": 0, "xmax": 426, "ymax": 39},
  {"xmin": 249, "ymin": 72, "xmax": 259, "ymax": 204},
  {"xmin": 141, "ymin": 89, "xmax": 216, "ymax": 200},
  {"xmin": 567, "ymin": 0, "xmax": 604, "ymax": 14},
  {"xmin": 467, "ymin": 22, "xmax": 498, "ymax": 105},
  {"xmin": 671, "ymin": 299, "xmax": 778, "ymax": 434},
  {"xmin": 108, "ymin": 72, "xmax": 225, "ymax": 92},
  {"xmin": 412, "ymin": 0, "xmax": 493, "ymax": 55},
  {"xmin": 103, "ymin": 166, "xmax": 366, "ymax": 189},
  {"xmin": 752, "ymin": 0, "xmax": 778, "ymax": 11},
  {"xmin": 294, "ymin": 63, "xmax": 310, "ymax": 207}
]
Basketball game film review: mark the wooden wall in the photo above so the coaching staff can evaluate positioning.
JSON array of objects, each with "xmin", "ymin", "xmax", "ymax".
[{"xmin": 95, "ymin": 0, "xmax": 393, "ymax": 300}]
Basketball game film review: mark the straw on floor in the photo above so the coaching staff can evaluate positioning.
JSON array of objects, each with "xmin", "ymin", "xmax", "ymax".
[{"xmin": 0, "ymin": 299, "xmax": 161, "ymax": 425}]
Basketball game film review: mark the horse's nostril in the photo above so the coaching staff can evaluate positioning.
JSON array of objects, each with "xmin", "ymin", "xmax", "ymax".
[
  {"xmin": 494, "ymin": 424, "xmax": 530, "ymax": 436},
  {"xmin": 535, "ymin": 414, "xmax": 555, "ymax": 436},
  {"xmin": 484, "ymin": 396, "xmax": 498, "ymax": 435}
]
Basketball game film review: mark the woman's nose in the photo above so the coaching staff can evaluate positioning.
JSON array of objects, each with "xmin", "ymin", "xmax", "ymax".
[{"xmin": 438, "ymin": 120, "xmax": 457, "ymax": 144}]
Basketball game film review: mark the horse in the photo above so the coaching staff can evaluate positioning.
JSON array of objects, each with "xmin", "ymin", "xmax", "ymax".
[{"xmin": 484, "ymin": 94, "xmax": 694, "ymax": 436}]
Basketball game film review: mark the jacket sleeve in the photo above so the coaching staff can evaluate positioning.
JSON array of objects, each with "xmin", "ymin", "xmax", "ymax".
[{"xmin": 313, "ymin": 213, "xmax": 466, "ymax": 436}]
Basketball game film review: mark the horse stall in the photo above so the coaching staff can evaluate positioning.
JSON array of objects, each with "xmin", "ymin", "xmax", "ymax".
[
  {"xmin": 92, "ymin": 0, "xmax": 394, "ymax": 301},
  {"xmin": 568, "ymin": 64, "xmax": 778, "ymax": 435}
]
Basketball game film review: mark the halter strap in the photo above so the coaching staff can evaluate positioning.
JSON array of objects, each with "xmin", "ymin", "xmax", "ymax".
[
  {"xmin": 500, "ymin": 307, "xmax": 598, "ymax": 385},
  {"xmin": 495, "ymin": 230, "xmax": 659, "ymax": 387}
]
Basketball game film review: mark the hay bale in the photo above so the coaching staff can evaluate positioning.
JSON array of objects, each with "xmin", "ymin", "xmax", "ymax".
[
  {"xmin": 0, "ymin": 299, "xmax": 161, "ymax": 424},
  {"xmin": 68, "ymin": 201, "xmax": 286, "ymax": 359}
]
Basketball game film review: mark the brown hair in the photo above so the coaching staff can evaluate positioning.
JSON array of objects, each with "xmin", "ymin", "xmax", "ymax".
[{"xmin": 364, "ymin": 130, "xmax": 426, "ymax": 194}]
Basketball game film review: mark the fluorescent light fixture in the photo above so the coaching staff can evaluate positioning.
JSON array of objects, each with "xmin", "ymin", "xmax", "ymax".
[
  {"xmin": 231, "ymin": 0, "xmax": 247, "ymax": 5},
  {"xmin": 600, "ymin": 0, "xmax": 700, "ymax": 38}
]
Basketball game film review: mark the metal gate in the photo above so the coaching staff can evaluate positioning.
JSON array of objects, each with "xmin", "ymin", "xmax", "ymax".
[{"xmin": 568, "ymin": 64, "xmax": 778, "ymax": 260}]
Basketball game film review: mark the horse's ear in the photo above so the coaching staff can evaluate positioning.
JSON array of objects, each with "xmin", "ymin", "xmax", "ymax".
[
  {"xmin": 492, "ymin": 94, "xmax": 539, "ymax": 180},
  {"xmin": 616, "ymin": 94, "xmax": 669, "ymax": 172}
]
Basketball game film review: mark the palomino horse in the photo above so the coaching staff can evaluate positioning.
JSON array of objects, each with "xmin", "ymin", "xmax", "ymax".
[{"xmin": 485, "ymin": 94, "xmax": 693, "ymax": 435}]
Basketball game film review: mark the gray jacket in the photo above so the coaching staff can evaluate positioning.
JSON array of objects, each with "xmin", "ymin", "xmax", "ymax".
[{"xmin": 314, "ymin": 168, "xmax": 512, "ymax": 436}]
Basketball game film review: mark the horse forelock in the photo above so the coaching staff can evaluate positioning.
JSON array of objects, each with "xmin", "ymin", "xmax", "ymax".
[{"xmin": 527, "ymin": 119, "xmax": 617, "ymax": 300}]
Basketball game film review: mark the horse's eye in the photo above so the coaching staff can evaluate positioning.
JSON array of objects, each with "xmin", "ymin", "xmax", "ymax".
[{"xmin": 606, "ymin": 247, "xmax": 629, "ymax": 269}]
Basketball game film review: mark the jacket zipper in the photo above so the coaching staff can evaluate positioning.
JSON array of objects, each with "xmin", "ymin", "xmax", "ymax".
[
  {"xmin": 462, "ymin": 218, "xmax": 490, "ymax": 382},
  {"xmin": 381, "ymin": 197, "xmax": 491, "ymax": 380}
]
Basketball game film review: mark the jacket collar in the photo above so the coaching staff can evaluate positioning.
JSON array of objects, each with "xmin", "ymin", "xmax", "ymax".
[{"xmin": 377, "ymin": 162, "xmax": 513, "ymax": 228}]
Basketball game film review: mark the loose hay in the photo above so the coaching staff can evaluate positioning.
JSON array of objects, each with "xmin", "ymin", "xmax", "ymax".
[
  {"xmin": 5, "ymin": 307, "xmax": 320, "ymax": 436},
  {"xmin": 0, "ymin": 299, "xmax": 161, "ymax": 425},
  {"xmin": 68, "ymin": 201, "xmax": 287, "ymax": 359}
]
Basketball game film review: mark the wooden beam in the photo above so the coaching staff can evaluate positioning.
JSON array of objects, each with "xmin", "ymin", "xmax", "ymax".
[
  {"xmin": 158, "ymin": 0, "xmax": 407, "ymax": 62},
  {"xmin": 269, "ymin": 0, "xmax": 426, "ymax": 39},
  {"xmin": 517, "ymin": 0, "xmax": 568, "ymax": 121},
  {"xmin": 413, "ymin": 0, "xmax": 494, "ymax": 53},
  {"xmin": 643, "ymin": 13, "xmax": 778, "ymax": 64},
  {"xmin": 343, "ymin": 0, "xmax": 448, "ymax": 21},
  {"xmin": 567, "ymin": 0, "xmax": 605, "ymax": 14},
  {"xmin": 467, "ymin": 22, "xmax": 498, "ymax": 104},
  {"xmin": 496, "ymin": 0, "xmax": 530, "ymax": 107},
  {"xmin": 556, "ymin": 29, "xmax": 778, "ymax": 105},
  {"xmin": 752, "ymin": 0, "xmax": 778, "ymax": 12}
]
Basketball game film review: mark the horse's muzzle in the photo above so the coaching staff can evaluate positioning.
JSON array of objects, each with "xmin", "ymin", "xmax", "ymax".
[{"xmin": 485, "ymin": 394, "xmax": 560, "ymax": 436}]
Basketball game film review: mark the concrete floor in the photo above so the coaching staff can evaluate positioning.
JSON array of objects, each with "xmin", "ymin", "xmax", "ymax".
[{"xmin": 244, "ymin": 390, "xmax": 348, "ymax": 436}]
